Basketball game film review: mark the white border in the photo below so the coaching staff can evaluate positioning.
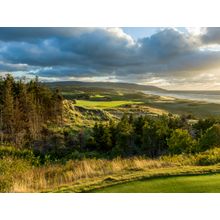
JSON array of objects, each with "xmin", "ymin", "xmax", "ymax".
[
  {"xmin": 0, "ymin": 193, "xmax": 219, "ymax": 220},
  {"xmin": 0, "ymin": 0, "xmax": 219, "ymax": 26},
  {"xmin": 1, "ymin": 0, "xmax": 220, "ymax": 219}
]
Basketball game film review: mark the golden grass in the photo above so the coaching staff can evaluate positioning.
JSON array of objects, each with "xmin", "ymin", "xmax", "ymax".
[
  {"xmin": 4, "ymin": 155, "xmax": 220, "ymax": 193},
  {"xmin": 8, "ymin": 157, "xmax": 172, "ymax": 192}
]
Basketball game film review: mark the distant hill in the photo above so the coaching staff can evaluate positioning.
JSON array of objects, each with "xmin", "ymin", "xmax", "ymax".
[{"xmin": 44, "ymin": 81, "xmax": 166, "ymax": 92}]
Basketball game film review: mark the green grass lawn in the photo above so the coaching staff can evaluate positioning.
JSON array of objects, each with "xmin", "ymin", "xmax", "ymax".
[
  {"xmin": 92, "ymin": 173, "xmax": 220, "ymax": 193},
  {"xmin": 75, "ymin": 100, "xmax": 143, "ymax": 109},
  {"xmin": 90, "ymin": 94, "xmax": 106, "ymax": 98}
]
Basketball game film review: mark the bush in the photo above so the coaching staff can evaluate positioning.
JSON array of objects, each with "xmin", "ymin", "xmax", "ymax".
[
  {"xmin": 199, "ymin": 124, "xmax": 220, "ymax": 151},
  {"xmin": 161, "ymin": 154, "xmax": 196, "ymax": 166},
  {"xmin": 0, "ymin": 157, "xmax": 31, "ymax": 192},
  {"xmin": 0, "ymin": 145, "xmax": 40, "ymax": 166},
  {"xmin": 195, "ymin": 147, "xmax": 220, "ymax": 166},
  {"xmin": 167, "ymin": 129, "xmax": 197, "ymax": 154},
  {"xmin": 0, "ymin": 177, "xmax": 12, "ymax": 192}
]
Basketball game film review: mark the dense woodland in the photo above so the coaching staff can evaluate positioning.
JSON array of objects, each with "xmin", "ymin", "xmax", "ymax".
[
  {"xmin": 87, "ymin": 114, "xmax": 220, "ymax": 158},
  {"xmin": 0, "ymin": 75, "xmax": 63, "ymax": 149},
  {"xmin": 1, "ymin": 75, "xmax": 220, "ymax": 163}
]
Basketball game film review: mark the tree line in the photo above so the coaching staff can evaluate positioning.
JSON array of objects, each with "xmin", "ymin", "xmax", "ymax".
[{"xmin": 86, "ymin": 114, "xmax": 220, "ymax": 158}]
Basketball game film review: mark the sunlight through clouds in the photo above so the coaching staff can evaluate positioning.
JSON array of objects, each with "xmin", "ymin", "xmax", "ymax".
[{"xmin": 1, "ymin": 27, "xmax": 220, "ymax": 89}]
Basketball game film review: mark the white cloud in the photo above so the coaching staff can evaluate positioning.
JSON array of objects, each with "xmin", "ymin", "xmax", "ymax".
[
  {"xmin": 105, "ymin": 27, "xmax": 135, "ymax": 45},
  {"xmin": 186, "ymin": 27, "xmax": 206, "ymax": 36}
]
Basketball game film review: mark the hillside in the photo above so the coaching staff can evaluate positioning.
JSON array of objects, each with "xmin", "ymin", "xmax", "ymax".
[{"xmin": 45, "ymin": 81, "xmax": 166, "ymax": 92}]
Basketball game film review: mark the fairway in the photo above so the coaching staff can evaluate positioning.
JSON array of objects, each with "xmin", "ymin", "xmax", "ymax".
[
  {"xmin": 75, "ymin": 100, "xmax": 142, "ymax": 109},
  {"xmin": 92, "ymin": 173, "xmax": 220, "ymax": 193}
]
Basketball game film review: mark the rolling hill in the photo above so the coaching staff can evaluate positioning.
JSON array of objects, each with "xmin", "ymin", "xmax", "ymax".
[{"xmin": 44, "ymin": 81, "xmax": 166, "ymax": 92}]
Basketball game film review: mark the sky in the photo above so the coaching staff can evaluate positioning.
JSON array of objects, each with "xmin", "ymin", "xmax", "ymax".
[{"xmin": 1, "ymin": 27, "xmax": 220, "ymax": 90}]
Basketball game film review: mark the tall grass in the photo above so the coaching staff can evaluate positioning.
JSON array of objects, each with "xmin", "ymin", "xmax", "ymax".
[
  {"xmin": 2, "ymin": 147, "xmax": 220, "ymax": 192},
  {"xmin": 3, "ymin": 157, "xmax": 172, "ymax": 192}
]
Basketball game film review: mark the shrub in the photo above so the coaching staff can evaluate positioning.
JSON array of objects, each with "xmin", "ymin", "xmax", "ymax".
[
  {"xmin": 0, "ymin": 157, "xmax": 31, "ymax": 192},
  {"xmin": 199, "ymin": 124, "xmax": 220, "ymax": 151},
  {"xmin": 195, "ymin": 147, "xmax": 220, "ymax": 166},
  {"xmin": 161, "ymin": 154, "xmax": 196, "ymax": 166},
  {"xmin": 167, "ymin": 129, "xmax": 197, "ymax": 154},
  {"xmin": 0, "ymin": 145, "xmax": 40, "ymax": 166}
]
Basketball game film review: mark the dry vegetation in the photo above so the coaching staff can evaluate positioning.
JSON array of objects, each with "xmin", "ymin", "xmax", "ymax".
[
  {"xmin": 1, "ymin": 143, "xmax": 220, "ymax": 193},
  {"xmin": 4, "ymin": 157, "xmax": 173, "ymax": 192},
  {"xmin": 3, "ymin": 151, "xmax": 220, "ymax": 192}
]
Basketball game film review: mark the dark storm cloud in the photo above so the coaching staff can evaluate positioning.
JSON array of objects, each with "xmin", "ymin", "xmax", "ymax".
[
  {"xmin": 201, "ymin": 27, "xmax": 220, "ymax": 44},
  {"xmin": 0, "ymin": 28, "xmax": 135, "ymax": 70},
  {"xmin": 139, "ymin": 28, "xmax": 196, "ymax": 59},
  {"xmin": 0, "ymin": 27, "xmax": 95, "ymax": 42},
  {"xmin": 0, "ymin": 61, "xmax": 29, "ymax": 72},
  {"xmin": 1, "ymin": 27, "xmax": 220, "ymax": 83}
]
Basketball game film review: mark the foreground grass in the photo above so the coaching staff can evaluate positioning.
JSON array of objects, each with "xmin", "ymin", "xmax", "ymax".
[
  {"xmin": 54, "ymin": 165, "xmax": 220, "ymax": 193},
  {"xmin": 2, "ymin": 157, "xmax": 171, "ymax": 192},
  {"xmin": 92, "ymin": 173, "xmax": 220, "ymax": 193},
  {"xmin": 75, "ymin": 100, "xmax": 143, "ymax": 109},
  {"xmin": 2, "ymin": 152, "xmax": 220, "ymax": 192}
]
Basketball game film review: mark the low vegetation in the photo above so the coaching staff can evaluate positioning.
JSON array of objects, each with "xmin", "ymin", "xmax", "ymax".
[
  {"xmin": 0, "ymin": 145, "xmax": 220, "ymax": 192},
  {"xmin": 0, "ymin": 155, "xmax": 172, "ymax": 192}
]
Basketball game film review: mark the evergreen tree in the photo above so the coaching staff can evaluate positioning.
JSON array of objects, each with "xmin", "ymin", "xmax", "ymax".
[
  {"xmin": 115, "ymin": 114, "xmax": 134, "ymax": 156},
  {"xmin": 133, "ymin": 115, "xmax": 145, "ymax": 149},
  {"xmin": 0, "ymin": 74, "xmax": 63, "ymax": 148},
  {"xmin": 2, "ymin": 75, "xmax": 14, "ymax": 142}
]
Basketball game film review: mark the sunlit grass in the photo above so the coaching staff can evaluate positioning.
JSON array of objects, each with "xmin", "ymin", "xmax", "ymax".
[
  {"xmin": 2, "ymin": 155, "xmax": 219, "ymax": 192},
  {"xmin": 93, "ymin": 173, "xmax": 220, "ymax": 193},
  {"xmin": 90, "ymin": 94, "xmax": 105, "ymax": 98},
  {"xmin": 75, "ymin": 100, "xmax": 143, "ymax": 109},
  {"xmin": 2, "ymin": 157, "xmax": 172, "ymax": 192}
]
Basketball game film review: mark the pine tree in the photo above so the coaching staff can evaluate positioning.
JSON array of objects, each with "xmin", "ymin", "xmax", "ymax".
[
  {"xmin": 52, "ymin": 88, "xmax": 63, "ymax": 125},
  {"xmin": 0, "ymin": 74, "xmax": 64, "ymax": 148},
  {"xmin": 0, "ymin": 109, "xmax": 3, "ymax": 144},
  {"xmin": 2, "ymin": 75, "xmax": 14, "ymax": 142},
  {"xmin": 116, "ymin": 115, "xmax": 134, "ymax": 156}
]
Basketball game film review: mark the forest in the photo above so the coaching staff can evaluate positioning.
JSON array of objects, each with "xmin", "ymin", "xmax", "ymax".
[{"xmin": 0, "ymin": 74, "xmax": 63, "ymax": 148}]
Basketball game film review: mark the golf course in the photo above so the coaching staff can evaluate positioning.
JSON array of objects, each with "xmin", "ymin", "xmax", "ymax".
[
  {"xmin": 92, "ymin": 173, "xmax": 220, "ymax": 193},
  {"xmin": 2, "ymin": 78, "xmax": 220, "ymax": 193}
]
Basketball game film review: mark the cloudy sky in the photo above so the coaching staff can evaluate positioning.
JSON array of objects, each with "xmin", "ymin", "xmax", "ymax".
[{"xmin": 1, "ymin": 27, "xmax": 220, "ymax": 90}]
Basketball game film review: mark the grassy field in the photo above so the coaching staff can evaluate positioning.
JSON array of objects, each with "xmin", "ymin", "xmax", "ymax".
[
  {"xmin": 2, "ymin": 148, "xmax": 220, "ymax": 192},
  {"xmin": 3, "ymin": 152, "xmax": 220, "ymax": 193},
  {"xmin": 52, "ymin": 165, "xmax": 220, "ymax": 193},
  {"xmin": 75, "ymin": 100, "xmax": 143, "ymax": 109},
  {"xmin": 92, "ymin": 173, "xmax": 220, "ymax": 193}
]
